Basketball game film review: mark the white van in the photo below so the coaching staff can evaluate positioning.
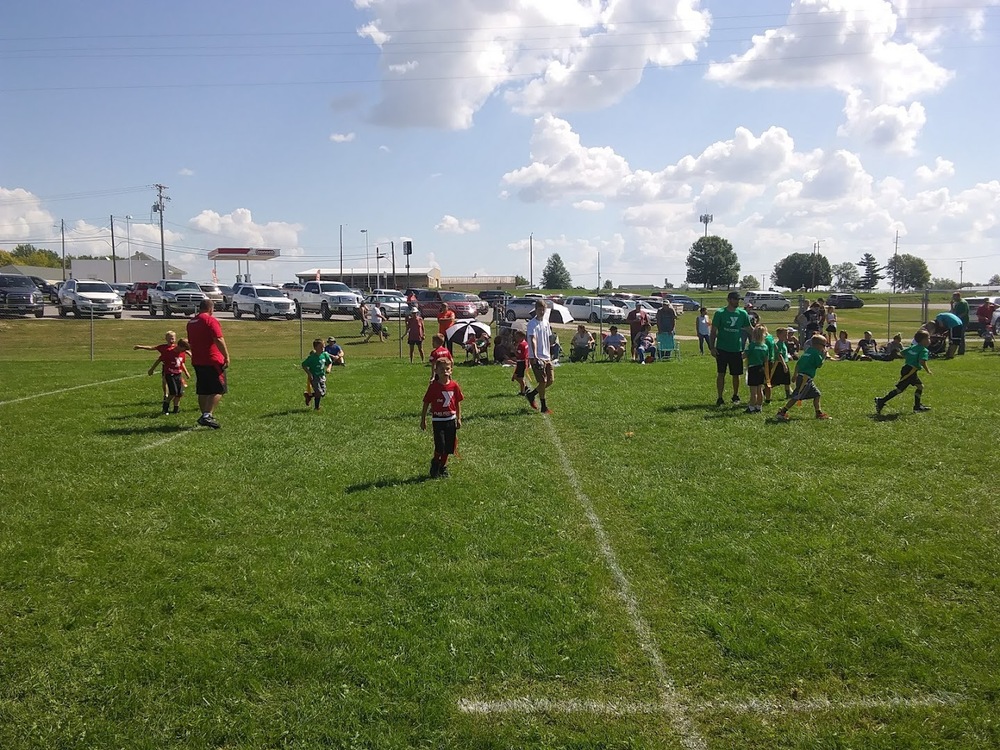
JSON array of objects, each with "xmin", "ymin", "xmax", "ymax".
[{"xmin": 743, "ymin": 291, "xmax": 791, "ymax": 311}]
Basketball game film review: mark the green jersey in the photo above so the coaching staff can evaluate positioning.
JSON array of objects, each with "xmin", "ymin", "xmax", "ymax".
[
  {"xmin": 711, "ymin": 306, "xmax": 752, "ymax": 352},
  {"xmin": 903, "ymin": 343, "xmax": 929, "ymax": 371},
  {"xmin": 952, "ymin": 299, "xmax": 970, "ymax": 323},
  {"xmin": 764, "ymin": 334, "xmax": 777, "ymax": 362},
  {"xmin": 302, "ymin": 351, "xmax": 333, "ymax": 378},
  {"xmin": 796, "ymin": 346, "xmax": 825, "ymax": 378},
  {"xmin": 745, "ymin": 341, "xmax": 769, "ymax": 367},
  {"xmin": 774, "ymin": 339, "xmax": 789, "ymax": 362}
]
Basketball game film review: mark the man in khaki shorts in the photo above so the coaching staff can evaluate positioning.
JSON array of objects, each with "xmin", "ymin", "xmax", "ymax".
[{"xmin": 524, "ymin": 299, "xmax": 554, "ymax": 414}]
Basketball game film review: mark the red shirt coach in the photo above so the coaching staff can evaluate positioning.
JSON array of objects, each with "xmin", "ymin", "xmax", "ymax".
[{"xmin": 186, "ymin": 298, "xmax": 230, "ymax": 428}]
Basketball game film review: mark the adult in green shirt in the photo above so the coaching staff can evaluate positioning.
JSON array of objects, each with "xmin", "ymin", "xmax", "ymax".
[
  {"xmin": 951, "ymin": 291, "xmax": 970, "ymax": 355},
  {"xmin": 709, "ymin": 291, "xmax": 753, "ymax": 406}
]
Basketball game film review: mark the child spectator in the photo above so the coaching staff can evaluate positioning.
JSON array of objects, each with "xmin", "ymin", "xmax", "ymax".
[
  {"xmin": 634, "ymin": 324, "xmax": 656, "ymax": 364},
  {"xmin": 696, "ymin": 307, "xmax": 711, "ymax": 354},
  {"xmin": 512, "ymin": 329, "xmax": 530, "ymax": 394},
  {"xmin": 872, "ymin": 334, "xmax": 903, "ymax": 361},
  {"xmin": 134, "ymin": 330, "xmax": 191, "ymax": 414},
  {"xmin": 301, "ymin": 338, "xmax": 333, "ymax": 410},
  {"xmin": 983, "ymin": 328, "xmax": 995, "ymax": 351},
  {"xmin": 405, "ymin": 307, "xmax": 425, "ymax": 363},
  {"xmin": 833, "ymin": 330, "xmax": 852, "ymax": 359},
  {"xmin": 743, "ymin": 324, "xmax": 769, "ymax": 413},
  {"xmin": 421, "ymin": 358, "xmax": 463, "ymax": 478},
  {"xmin": 825, "ymin": 305, "xmax": 838, "ymax": 344},
  {"xmin": 770, "ymin": 327, "xmax": 793, "ymax": 399},
  {"xmin": 875, "ymin": 330, "xmax": 933, "ymax": 415},
  {"xmin": 774, "ymin": 334, "xmax": 831, "ymax": 421},
  {"xmin": 324, "ymin": 336, "xmax": 345, "ymax": 366},
  {"xmin": 785, "ymin": 331, "xmax": 800, "ymax": 360},
  {"xmin": 569, "ymin": 324, "xmax": 595, "ymax": 362},
  {"xmin": 853, "ymin": 331, "xmax": 878, "ymax": 360},
  {"xmin": 429, "ymin": 334, "xmax": 453, "ymax": 373}
]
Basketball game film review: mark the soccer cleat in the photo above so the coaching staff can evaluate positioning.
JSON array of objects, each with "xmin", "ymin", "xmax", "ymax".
[
  {"xmin": 731, "ymin": 394, "xmax": 741, "ymax": 403},
  {"xmin": 429, "ymin": 459, "xmax": 440, "ymax": 478},
  {"xmin": 197, "ymin": 414, "xmax": 221, "ymax": 429},
  {"xmin": 744, "ymin": 406, "xmax": 755, "ymax": 414},
  {"xmin": 874, "ymin": 397, "xmax": 885, "ymax": 415},
  {"xmin": 542, "ymin": 408, "xmax": 554, "ymax": 415},
  {"xmin": 715, "ymin": 397, "xmax": 725, "ymax": 407},
  {"xmin": 774, "ymin": 411, "xmax": 790, "ymax": 422},
  {"xmin": 438, "ymin": 464, "xmax": 450, "ymax": 478},
  {"xmin": 172, "ymin": 405, "xmax": 179, "ymax": 414},
  {"xmin": 816, "ymin": 411, "xmax": 832, "ymax": 420},
  {"xmin": 913, "ymin": 404, "xmax": 932, "ymax": 412},
  {"xmin": 304, "ymin": 391, "xmax": 312, "ymax": 406},
  {"xmin": 527, "ymin": 392, "xmax": 538, "ymax": 410}
]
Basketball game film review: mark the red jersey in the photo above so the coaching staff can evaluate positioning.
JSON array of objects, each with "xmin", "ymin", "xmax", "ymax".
[
  {"xmin": 186, "ymin": 313, "xmax": 225, "ymax": 366},
  {"xmin": 516, "ymin": 339, "xmax": 529, "ymax": 362},
  {"xmin": 155, "ymin": 344, "xmax": 188, "ymax": 375},
  {"xmin": 437, "ymin": 309, "xmax": 456, "ymax": 335},
  {"xmin": 429, "ymin": 346, "xmax": 453, "ymax": 366},
  {"xmin": 423, "ymin": 378, "xmax": 464, "ymax": 420}
]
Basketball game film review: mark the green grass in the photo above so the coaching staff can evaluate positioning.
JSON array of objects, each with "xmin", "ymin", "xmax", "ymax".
[{"xmin": 1, "ymin": 320, "xmax": 999, "ymax": 748}]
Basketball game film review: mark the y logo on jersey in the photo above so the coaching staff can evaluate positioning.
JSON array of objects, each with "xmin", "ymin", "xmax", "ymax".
[{"xmin": 441, "ymin": 391, "xmax": 454, "ymax": 408}]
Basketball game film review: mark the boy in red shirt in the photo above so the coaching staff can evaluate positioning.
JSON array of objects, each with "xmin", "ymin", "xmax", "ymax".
[
  {"xmin": 134, "ymin": 330, "xmax": 191, "ymax": 414},
  {"xmin": 428, "ymin": 334, "xmax": 453, "ymax": 370},
  {"xmin": 421, "ymin": 359, "xmax": 464, "ymax": 478},
  {"xmin": 512, "ymin": 329, "xmax": 530, "ymax": 395}
]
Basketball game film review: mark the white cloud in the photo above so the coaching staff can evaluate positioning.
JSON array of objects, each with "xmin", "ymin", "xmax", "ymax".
[
  {"xmin": 357, "ymin": 0, "xmax": 711, "ymax": 129},
  {"xmin": 435, "ymin": 215, "xmax": 481, "ymax": 234},
  {"xmin": 706, "ymin": 0, "xmax": 952, "ymax": 105},
  {"xmin": 893, "ymin": 0, "xmax": 1000, "ymax": 44},
  {"xmin": 189, "ymin": 208, "xmax": 304, "ymax": 250},
  {"xmin": 914, "ymin": 156, "xmax": 955, "ymax": 182},
  {"xmin": 0, "ymin": 188, "xmax": 54, "ymax": 242},
  {"xmin": 838, "ymin": 89, "xmax": 926, "ymax": 153},
  {"xmin": 378, "ymin": 145, "xmax": 390, "ymax": 153},
  {"xmin": 178, "ymin": 167, "xmax": 195, "ymax": 177},
  {"xmin": 573, "ymin": 200, "xmax": 605, "ymax": 211},
  {"xmin": 330, "ymin": 132, "xmax": 356, "ymax": 143}
]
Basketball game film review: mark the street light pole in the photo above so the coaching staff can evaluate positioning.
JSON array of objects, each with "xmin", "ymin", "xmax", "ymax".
[
  {"xmin": 125, "ymin": 215, "xmax": 133, "ymax": 283},
  {"xmin": 60, "ymin": 219, "xmax": 66, "ymax": 281},
  {"xmin": 361, "ymin": 229, "xmax": 369, "ymax": 290},
  {"xmin": 109, "ymin": 215, "xmax": 117, "ymax": 283},
  {"xmin": 339, "ymin": 224, "xmax": 344, "ymax": 282},
  {"xmin": 529, "ymin": 232, "xmax": 533, "ymax": 288}
]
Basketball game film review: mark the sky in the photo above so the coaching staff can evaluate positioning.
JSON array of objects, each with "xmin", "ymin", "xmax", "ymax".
[{"xmin": 1, "ymin": 0, "xmax": 999, "ymax": 289}]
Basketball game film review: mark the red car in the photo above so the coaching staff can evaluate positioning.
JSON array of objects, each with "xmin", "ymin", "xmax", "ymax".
[
  {"xmin": 124, "ymin": 281, "xmax": 157, "ymax": 309},
  {"xmin": 414, "ymin": 289, "xmax": 480, "ymax": 319}
]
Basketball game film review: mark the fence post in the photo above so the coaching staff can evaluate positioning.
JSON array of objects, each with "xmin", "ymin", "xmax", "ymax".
[
  {"xmin": 887, "ymin": 294, "xmax": 892, "ymax": 343},
  {"xmin": 90, "ymin": 305, "xmax": 95, "ymax": 362}
]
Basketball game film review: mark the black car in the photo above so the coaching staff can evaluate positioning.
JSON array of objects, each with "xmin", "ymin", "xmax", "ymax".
[
  {"xmin": 479, "ymin": 289, "xmax": 514, "ymax": 303},
  {"xmin": 827, "ymin": 293, "xmax": 864, "ymax": 309},
  {"xmin": 663, "ymin": 293, "xmax": 701, "ymax": 311}
]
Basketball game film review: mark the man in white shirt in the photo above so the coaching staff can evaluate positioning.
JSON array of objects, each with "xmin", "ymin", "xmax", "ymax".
[{"xmin": 525, "ymin": 299, "xmax": 554, "ymax": 414}]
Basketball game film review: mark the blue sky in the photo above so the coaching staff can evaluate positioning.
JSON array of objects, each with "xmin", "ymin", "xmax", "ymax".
[{"xmin": 2, "ymin": 0, "xmax": 998, "ymax": 288}]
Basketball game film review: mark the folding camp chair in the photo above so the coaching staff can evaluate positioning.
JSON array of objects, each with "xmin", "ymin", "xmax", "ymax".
[{"xmin": 656, "ymin": 332, "xmax": 680, "ymax": 361}]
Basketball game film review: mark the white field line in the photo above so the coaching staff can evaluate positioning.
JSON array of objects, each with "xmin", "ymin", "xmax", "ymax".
[
  {"xmin": 0, "ymin": 374, "xmax": 143, "ymax": 406},
  {"xmin": 457, "ymin": 692, "xmax": 962, "ymax": 717},
  {"xmin": 541, "ymin": 417, "xmax": 707, "ymax": 750},
  {"xmin": 135, "ymin": 428, "xmax": 197, "ymax": 452}
]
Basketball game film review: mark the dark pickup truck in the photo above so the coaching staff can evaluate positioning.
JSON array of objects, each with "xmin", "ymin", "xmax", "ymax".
[{"xmin": 0, "ymin": 274, "xmax": 45, "ymax": 317}]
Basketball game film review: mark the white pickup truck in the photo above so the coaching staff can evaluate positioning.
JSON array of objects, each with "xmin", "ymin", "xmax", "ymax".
[
  {"xmin": 148, "ymin": 279, "xmax": 208, "ymax": 318},
  {"xmin": 287, "ymin": 280, "xmax": 361, "ymax": 319}
]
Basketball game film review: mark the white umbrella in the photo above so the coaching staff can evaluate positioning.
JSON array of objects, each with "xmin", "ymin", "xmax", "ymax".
[
  {"xmin": 547, "ymin": 302, "xmax": 574, "ymax": 324},
  {"xmin": 510, "ymin": 319, "xmax": 528, "ymax": 333},
  {"xmin": 445, "ymin": 319, "xmax": 491, "ymax": 344}
]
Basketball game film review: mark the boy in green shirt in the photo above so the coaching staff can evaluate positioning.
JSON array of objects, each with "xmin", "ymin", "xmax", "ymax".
[
  {"xmin": 301, "ymin": 338, "xmax": 334, "ymax": 411},
  {"xmin": 875, "ymin": 330, "xmax": 932, "ymax": 414},
  {"xmin": 774, "ymin": 334, "xmax": 831, "ymax": 421}
]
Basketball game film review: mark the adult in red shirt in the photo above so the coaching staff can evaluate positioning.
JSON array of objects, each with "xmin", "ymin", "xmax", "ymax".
[
  {"xmin": 186, "ymin": 298, "xmax": 230, "ymax": 429},
  {"xmin": 437, "ymin": 306, "xmax": 457, "ymax": 352},
  {"xmin": 977, "ymin": 299, "xmax": 998, "ymax": 335},
  {"xmin": 626, "ymin": 306, "xmax": 649, "ymax": 354}
]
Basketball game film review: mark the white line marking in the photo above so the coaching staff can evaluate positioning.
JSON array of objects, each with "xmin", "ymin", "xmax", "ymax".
[
  {"xmin": 542, "ymin": 417, "xmax": 707, "ymax": 750},
  {"xmin": 135, "ymin": 428, "xmax": 196, "ymax": 451},
  {"xmin": 457, "ymin": 693, "xmax": 962, "ymax": 717},
  {"xmin": 0, "ymin": 374, "xmax": 144, "ymax": 406}
]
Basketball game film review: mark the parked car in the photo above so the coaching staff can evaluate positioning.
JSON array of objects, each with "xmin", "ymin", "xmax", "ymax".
[
  {"xmin": 124, "ymin": 280, "xmax": 157, "ymax": 309},
  {"xmin": 364, "ymin": 294, "xmax": 408, "ymax": 318},
  {"xmin": 743, "ymin": 291, "xmax": 791, "ymax": 311},
  {"xmin": 58, "ymin": 278, "xmax": 123, "ymax": 318},
  {"xmin": 281, "ymin": 282, "xmax": 304, "ymax": 293},
  {"xmin": 109, "ymin": 283, "xmax": 132, "ymax": 300},
  {"xmin": 503, "ymin": 297, "xmax": 539, "ymax": 321},
  {"xmin": 461, "ymin": 292, "xmax": 490, "ymax": 316},
  {"xmin": 662, "ymin": 293, "xmax": 701, "ymax": 311},
  {"xmin": 198, "ymin": 283, "xmax": 226, "ymax": 309},
  {"xmin": 28, "ymin": 276, "xmax": 61, "ymax": 303},
  {"xmin": 372, "ymin": 288, "xmax": 404, "ymax": 298},
  {"xmin": 147, "ymin": 279, "xmax": 208, "ymax": 318},
  {"xmin": 479, "ymin": 290, "xmax": 514, "ymax": 304},
  {"xmin": 0, "ymin": 273, "xmax": 46, "ymax": 317},
  {"xmin": 827, "ymin": 293, "xmax": 864, "ymax": 309},
  {"xmin": 232, "ymin": 284, "xmax": 297, "ymax": 320},
  {"xmin": 608, "ymin": 298, "xmax": 661, "ymax": 319},
  {"xmin": 564, "ymin": 296, "xmax": 626, "ymax": 323},
  {"xmin": 286, "ymin": 280, "xmax": 362, "ymax": 319},
  {"xmin": 414, "ymin": 289, "xmax": 480, "ymax": 319},
  {"xmin": 965, "ymin": 297, "xmax": 1000, "ymax": 334}
]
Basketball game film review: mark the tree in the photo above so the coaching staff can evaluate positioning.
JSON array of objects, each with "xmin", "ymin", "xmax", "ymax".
[
  {"xmin": 685, "ymin": 236, "xmax": 740, "ymax": 289},
  {"xmin": 831, "ymin": 262, "xmax": 860, "ymax": 291},
  {"xmin": 884, "ymin": 254, "xmax": 930, "ymax": 291},
  {"xmin": 988, "ymin": 274, "xmax": 1000, "ymax": 286},
  {"xmin": 771, "ymin": 252, "xmax": 831, "ymax": 290},
  {"xmin": 603, "ymin": 279, "xmax": 613, "ymax": 290},
  {"xmin": 740, "ymin": 275, "xmax": 759, "ymax": 290},
  {"xmin": 929, "ymin": 277, "xmax": 959, "ymax": 290},
  {"xmin": 514, "ymin": 275, "xmax": 528, "ymax": 286},
  {"xmin": 9, "ymin": 243, "xmax": 61, "ymax": 269},
  {"xmin": 855, "ymin": 253, "xmax": 884, "ymax": 291},
  {"xmin": 0, "ymin": 250, "xmax": 13, "ymax": 268},
  {"xmin": 540, "ymin": 253, "xmax": 572, "ymax": 289}
]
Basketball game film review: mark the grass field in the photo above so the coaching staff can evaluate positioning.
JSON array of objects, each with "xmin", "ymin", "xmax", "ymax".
[{"xmin": 2, "ymin": 318, "xmax": 998, "ymax": 749}]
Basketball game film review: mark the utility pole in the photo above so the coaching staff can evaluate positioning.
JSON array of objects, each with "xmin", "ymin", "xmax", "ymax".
[
  {"xmin": 390, "ymin": 241, "xmax": 396, "ymax": 289},
  {"xmin": 811, "ymin": 239, "xmax": 825, "ymax": 290},
  {"xmin": 339, "ymin": 224, "xmax": 344, "ymax": 282},
  {"xmin": 125, "ymin": 215, "xmax": 132, "ymax": 283},
  {"xmin": 152, "ymin": 184, "xmax": 169, "ymax": 279},
  {"xmin": 361, "ymin": 229, "xmax": 369, "ymax": 290},
  {"xmin": 60, "ymin": 219, "xmax": 66, "ymax": 281},
  {"xmin": 529, "ymin": 232, "xmax": 533, "ymax": 288},
  {"xmin": 891, "ymin": 230, "xmax": 899, "ymax": 293},
  {"xmin": 110, "ymin": 215, "xmax": 117, "ymax": 282},
  {"xmin": 959, "ymin": 260, "xmax": 965, "ymax": 287}
]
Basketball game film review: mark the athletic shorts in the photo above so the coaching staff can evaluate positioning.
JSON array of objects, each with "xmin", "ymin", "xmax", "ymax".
[
  {"xmin": 194, "ymin": 364, "xmax": 227, "ymax": 396},
  {"xmin": 790, "ymin": 373, "xmax": 820, "ymax": 401},
  {"xmin": 165, "ymin": 373, "xmax": 185, "ymax": 397},
  {"xmin": 310, "ymin": 374, "xmax": 327, "ymax": 397},
  {"xmin": 715, "ymin": 349, "xmax": 744, "ymax": 376},
  {"xmin": 513, "ymin": 361, "xmax": 527, "ymax": 378},
  {"xmin": 895, "ymin": 366, "xmax": 922, "ymax": 391},
  {"xmin": 826, "ymin": 324, "xmax": 837, "ymax": 333},
  {"xmin": 407, "ymin": 339, "xmax": 423, "ymax": 346},
  {"xmin": 746, "ymin": 364, "xmax": 766, "ymax": 387},
  {"xmin": 530, "ymin": 359, "xmax": 553, "ymax": 384},
  {"xmin": 432, "ymin": 418, "xmax": 458, "ymax": 456},
  {"xmin": 770, "ymin": 362, "xmax": 791, "ymax": 386}
]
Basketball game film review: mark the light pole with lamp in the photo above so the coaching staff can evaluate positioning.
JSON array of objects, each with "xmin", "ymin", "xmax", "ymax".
[
  {"xmin": 360, "ymin": 229, "xmax": 369, "ymax": 291},
  {"xmin": 375, "ymin": 247, "xmax": 386, "ymax": 289},
  {"xmin": 124, "ymin": 215, "xmax": 133, "ymax": 283}
]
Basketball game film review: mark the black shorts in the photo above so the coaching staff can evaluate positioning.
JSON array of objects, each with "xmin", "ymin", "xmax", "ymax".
[
  {"xmin": 747, "ymin": 364, "xmax": 766, "ymax": 386},
  {"xmin": 513, "ymin": 361, "xmax": 527, "ymax": 378},
  {"xmin": 165, "ymin": 373, "xmax": 185, "ymax": 397},
  {"xmin": 407, "ymin": 339, "xmax": 423, "ymax": 346},
  {"xmin": 715, "ymin": 349, "xmax": 744, "ymax": 376},
  {"xmin": 432, "ymin": 419, "xmax": 458, "ymax": 456},
  {"xmin": 895, "ymin": 366, "xmax": 922, "ymax": 391},
  {"xmin": 949, "ymin": 326, "xmax": 964, "ymax": 344},
  {"xmin": 826, "ymin": 324, "xmax": 837, "ymax": 333},
  {"xmin": 194, "ymin": 364, "xmax": 227, "ymax": 396},
  {"xmin": 770, "ymin": 362, "xmax": 791, "ymax": 386},
  {"xmin": 790, "ymin": 374, "xmax": 821, "ymax": 401}
]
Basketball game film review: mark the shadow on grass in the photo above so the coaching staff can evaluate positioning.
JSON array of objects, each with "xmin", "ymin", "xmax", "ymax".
[
  {"xmin": 702, "ymin": 409, "xmax": 748, "ymax": 420},
  {"xmin": 872, "ymin": 413, "xmax": 902, "ymax": 422},
  {"xmin": 100, "ymin": 422, "xmax": 191, "ymax": 436},
  {"xmin": 345, "ymin": 475, "xmax": 433, "ymax": 493},
  {"xmin": 259, "ymin": 408, "xmax": 315, "ymax": 418},
  {"xmin": 658, "ymin": 403, "xmax": 717, "ymax": 413}
]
